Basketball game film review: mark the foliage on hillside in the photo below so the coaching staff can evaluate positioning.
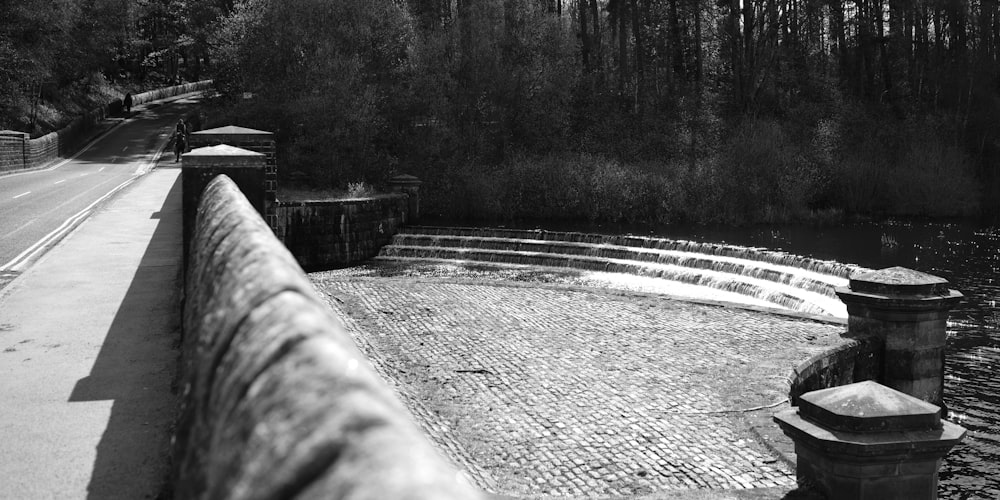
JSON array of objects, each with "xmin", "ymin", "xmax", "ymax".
[
  {"xmin": 9, "ymin": 0, "xmax": 990, "ymax": 223},
  {"xmin": 205, "ymin": 0, "xmax": 996, "ymax": 224},
  {"xmin": 0, "ymin": 0, "xmax": 229, "ymax": 135}
]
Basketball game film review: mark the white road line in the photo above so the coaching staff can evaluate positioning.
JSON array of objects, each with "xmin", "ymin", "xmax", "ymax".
[
  {"xmin": 135, "ymin": 133, "xmax": 172, "ymax": 175},
  {"xmin": 13, "ymin": 191, "xmax": 30, "ymax": 199},
  {"xmin": 98, "ymin": 167, "xmax": 105, "ymax": 172},
  {"xmin": 54, "ymin": 179, "xmax": 66, "ymax": 185},
  {"xmin": 0, "ymin": 176, "xmax": 139, "ymax": 272},
  {"xmin": 79, "ymin": 173, "xmax": 88, "ymax": 177}
]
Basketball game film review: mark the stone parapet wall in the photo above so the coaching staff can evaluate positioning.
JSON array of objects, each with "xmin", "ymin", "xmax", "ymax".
[
  {"xmin": 176, "ymin": 174, "xmax": 479, "ymax": 499},
  {"xmin": 0, "ymin": 80, "xmax": 212, "ymax": 175},
  {"xmin": 276, "ymin": 194, "xmax": 410, "ymax": 271},
  {"xmin": 0, "ymin": 132, "xmax": 28, "ymax": 173},
  {"xmin": 787, "ymin": 334, "xmax": 883, "ymax": 405}
]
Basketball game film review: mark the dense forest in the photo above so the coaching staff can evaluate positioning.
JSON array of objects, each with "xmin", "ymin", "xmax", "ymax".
[
  {"xmin": 3, "ymin": 0, "xmax": 998, "ymax": 224},
  {"xmin": 0, "ymin": 0, "xmax": 227, "ymax": 131}
]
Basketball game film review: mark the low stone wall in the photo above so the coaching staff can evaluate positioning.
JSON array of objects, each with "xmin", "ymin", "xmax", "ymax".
[
  {"xmin": 176, "ymin": 175, "xmax": 477, "ymax": 499},
  {"xmin": 276, "ymin": 195, "xmax": 410, "ymax": 271},
  {"xmin": 787, "ymin": 334, "xmax": 883, "ymax": 405},
  {"xmin": 0, "ymin": 132, "xmax": 27, "ymax": 172},
  {"xmin": 0, "ymin": 80, "xmax": 212, "ymax": 175}
]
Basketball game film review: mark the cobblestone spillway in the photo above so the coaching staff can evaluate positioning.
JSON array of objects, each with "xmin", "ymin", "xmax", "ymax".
[
  {"xmin": 310, "ymin": 270, "xmax": 848, "ymax": 497},
  {"xmin": 377, "ymin": 226, "xmax": 871, "ymax": 318}
]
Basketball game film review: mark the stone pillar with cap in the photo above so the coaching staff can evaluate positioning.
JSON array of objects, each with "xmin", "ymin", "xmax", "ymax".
[
  {"xmin": 774, "ymin": 380, "xmax": 965, "ymax": 499},
  {"xmin": 181, "ymin": 144, "xmax": 266, "ymax": 258},
  {"xmin": 387, "ymin": 174, "xmax": 422, "ymax": 223},
  {"xmin": 189, "ymin": 125, "xmax": 277, "ymax": 231},
  {"xmin": 835, "ymin": 267, "xmax": 963, "ymax": 409}
]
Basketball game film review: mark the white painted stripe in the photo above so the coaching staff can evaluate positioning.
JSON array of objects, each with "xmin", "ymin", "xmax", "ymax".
[
  {"xmin": 98, "ymin": 167, "xmax": 105, "ymax": 172},
  {"xmin": 0, "ymin": 176, "xmax": 138, "ymax": 272},
  {"xmin": 13, "ymin": 191, "xmax": 30, "ymax": 199},
  {"xmin": 54, "ymin": 179, "xmax": 65, "ymax": 185},
  {"xmin": 134, "ymin": 133, "xmax": 172, "ymax": 175}
]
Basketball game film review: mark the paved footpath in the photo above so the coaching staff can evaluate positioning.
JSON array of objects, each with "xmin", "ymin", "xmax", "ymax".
[
  {"xmin": 311, "ymin": 265, "xmax": 849, "ymax": 498},
  {"xmin": 0, "ymin": 163, "xmax": 182, "ymax": 499}
]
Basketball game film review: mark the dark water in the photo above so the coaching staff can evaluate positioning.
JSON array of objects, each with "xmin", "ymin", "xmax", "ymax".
[
  {"xmin": 439, "ymin": 217, "xmax": 998, "ymax": 498},
  {"xmin": 636, "ymin": 220, "xmax": 1000, "ymax": 499}
]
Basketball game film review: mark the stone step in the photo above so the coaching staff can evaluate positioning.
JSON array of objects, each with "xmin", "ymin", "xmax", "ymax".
[
  {"xmin": 388, "ymin": 233, "xmax": 843, "ymax": 298},
  {"xmin": 398, "ymin": 226, "xmax": 862, "ymax": 279},
  {"xmin": 376, "ymin": 245, "xmax": 847, "ymax": 316}
]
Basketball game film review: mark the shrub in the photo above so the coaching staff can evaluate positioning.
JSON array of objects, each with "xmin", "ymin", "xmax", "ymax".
[{"xmin": 347, "ymin": 181, "xmax": 375, "ymax": 198}]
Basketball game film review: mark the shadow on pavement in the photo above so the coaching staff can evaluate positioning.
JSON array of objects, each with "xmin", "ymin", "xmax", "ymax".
[{"xmin": 68, "ymin": 173, "xmax": 183, "ymax": 500}]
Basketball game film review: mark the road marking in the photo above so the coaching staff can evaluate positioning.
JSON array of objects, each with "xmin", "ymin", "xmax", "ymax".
[
  {"xmin": 98, "ymin": 167, "xmax": 105, "ymax": 172},
  {"xmin": 13, "ymin": 192, "xmax": 30, "ymax": 199},
  {"xmin": 79, "ymin": 173, "xmax": 88, "ymax": 177},
  {"xmin": 135, "ymin": 133, "xmax": 172, "ymax": 175},
  {"xmin": 54, "ymin": 179, "xmax": 66, "ymax": 185},
  {"xmin": 122, "ymin": 146, "xmax": 128, "ymax": 152},
  {"xmin": 0, "ymin": 176, "xmax": 139, "ymax": 272}
]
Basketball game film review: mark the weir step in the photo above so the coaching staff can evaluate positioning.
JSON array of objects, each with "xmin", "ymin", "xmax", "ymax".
[
  {"xmin": 377, "ymin": 227, "xmax": 868, "ymax": 317},
  {"xmin": 389, "ymin": 233, "xmax": 841, "ymax": 298},
  {"xmin": 398, "ymin": 226, "xmax": 861, "ymax": 279}
]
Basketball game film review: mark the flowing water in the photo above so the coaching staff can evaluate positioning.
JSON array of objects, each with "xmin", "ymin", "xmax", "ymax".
[
  {"xmin": 632, "ymin": 220, "xmax": 1000, "ymax": 499},
  {"xmin": 423, "ymin": 217, "xmax": 999, "ymax": 497}
]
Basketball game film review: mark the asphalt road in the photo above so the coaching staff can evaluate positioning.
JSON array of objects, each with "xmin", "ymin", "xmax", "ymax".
[{"xmin": 0, "ymin": 92, "xmax": 204, "ymax": 275}]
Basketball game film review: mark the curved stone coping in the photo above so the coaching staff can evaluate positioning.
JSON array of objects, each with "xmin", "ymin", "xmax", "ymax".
[
  {"xmin": 786, "ymin": 336, "xmax": 883, "ymax": 406},
  {"xmin": 130, "ymin": 80, "xmax": 214, "ymax": 106},
  {"xmin": 378, "ymin": 246, "xmax": 846, "ymax": 317},
  {"xmin": 176, "ymin": 174, "xmax": 480, "ymax": 499},
  {"xmin": 276, "ymin": 193, "xmax": 406, "ymax": 206},
  {"xmin": 401, "ymin": 226, "xmax": 870, "ymax": 280}
]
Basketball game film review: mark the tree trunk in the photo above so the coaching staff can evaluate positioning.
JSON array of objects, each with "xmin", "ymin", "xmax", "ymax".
[
  {"xmin": 617, "ymin": 0, "xmax": 628, "ymax": 92},
  {"xmin": 694, "ymin": 0, "xmax": 703, "ymax": 83},
  {"xmin": 829, "ymin": 0, "xmax": 849, "ymax": 78},
  {"xmin": 580, "ymin": 0, "xmax": 591, "ymax": 70},
  {"xmin": 669, "ymin": 0, "xmax": 685, "ymax": 76},
  {"xmin": 632, "ymin": 0, "xmax": 645, "ymax": 111},
  {"xmin": 590, "ymin": 0, "xmax": 602, "ymax": 73}
]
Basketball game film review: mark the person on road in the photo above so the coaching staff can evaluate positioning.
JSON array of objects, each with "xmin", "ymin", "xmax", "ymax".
[
  {"xmin": 174, "ymin": 119, "xmax": 188, "ymax": 162},
  {"xmin": 123, "ymin": 93, "xmax": 133, "ymax": 115}
]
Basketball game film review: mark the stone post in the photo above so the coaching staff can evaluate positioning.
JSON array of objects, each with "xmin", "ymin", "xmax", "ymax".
[
  {"xmin": 835, "ymin": 267, "xmax": 962, "ymax": 409},
  {"xmin": 774, "ymin": 381, "xmax": 965, "ymax": 499},
  {"xmin": 181, "ymin": 145, "xmax": 266, "ymax": 259},
  {"xmin": 0, "ymin": 131, "xmax": 29, "ymax": 173},
  {"xmin": 388, "ymin": 174, "xmax": 422, "ymax": 223},
  {"xmin": 189, "ymin": 126, "xmax": 277, "ymax": 231}
]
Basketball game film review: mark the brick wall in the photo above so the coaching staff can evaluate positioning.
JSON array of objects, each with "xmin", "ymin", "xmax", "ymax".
[
  {"xmin": 275, "ymin": 194, "xmax": 410, "ymax": 271},
  {"xmin": 0, "ymin": 80, "xmax": 213, "ymax": 175},
  {"xmin": 177, "ymin": 174, "xmax": 479, "ymax": 499}
]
